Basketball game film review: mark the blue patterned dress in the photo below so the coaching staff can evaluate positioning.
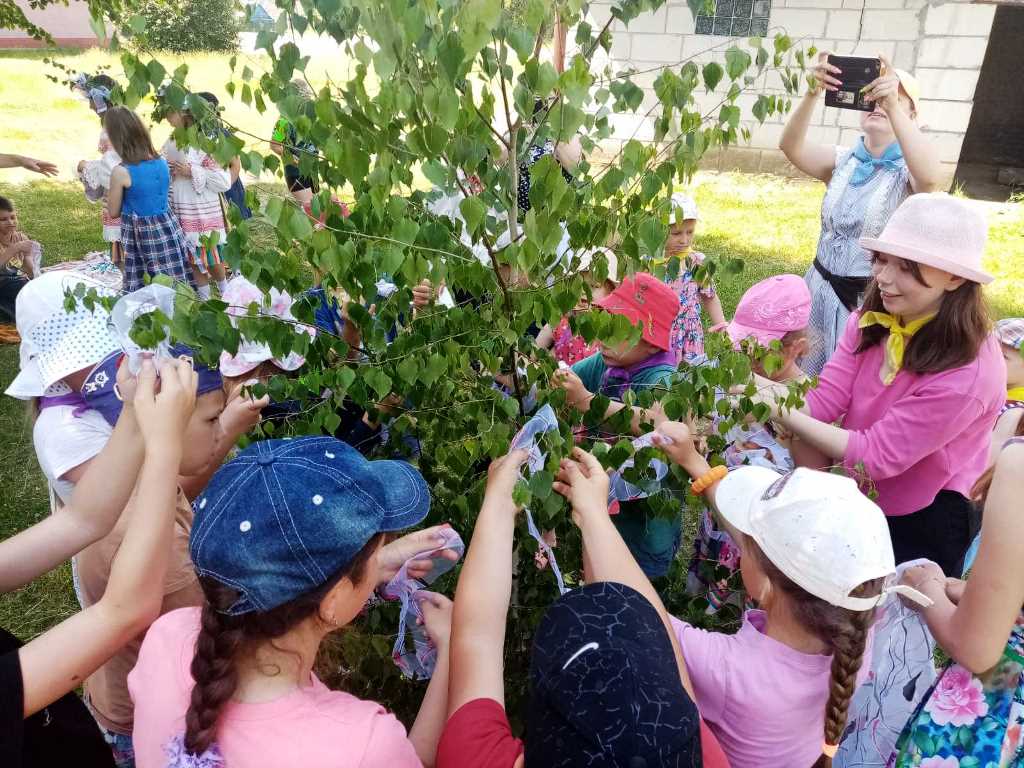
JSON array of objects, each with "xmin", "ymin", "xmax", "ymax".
[{"xmin": 802, "ymin": 143, "xmax": 911, "ymax": 375}]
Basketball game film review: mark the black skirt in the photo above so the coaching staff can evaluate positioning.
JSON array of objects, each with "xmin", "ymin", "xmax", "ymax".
[{"xmin": 886, "ymin": 490, "xmax": 981, "ymax": 577}]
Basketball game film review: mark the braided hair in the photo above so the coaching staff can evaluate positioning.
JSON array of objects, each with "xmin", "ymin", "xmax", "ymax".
[
  {"xmin": 173, "ymin": 533, "xmax": 383, "ymax": 765},
  {"xmin": 746, "ymin": 538, "xmax": 882, "ymax": 768}
]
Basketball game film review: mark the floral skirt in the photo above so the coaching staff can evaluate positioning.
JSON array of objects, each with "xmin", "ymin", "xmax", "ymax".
[{"xmin": 890, "ymin": 616, "xmax": 1024, "ymax": 768}]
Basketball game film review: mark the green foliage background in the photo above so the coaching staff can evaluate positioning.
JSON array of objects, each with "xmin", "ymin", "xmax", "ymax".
[
  {"xmin": 42, "ymin": 0, "xmax": 817, "ymax": 724},
  {"xmin": 127, "ymin": 0, "xmax": 240, "ymax": 52}
]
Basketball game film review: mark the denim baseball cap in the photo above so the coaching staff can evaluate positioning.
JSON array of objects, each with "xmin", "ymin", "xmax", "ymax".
[
  {"xmin": 190, "ymin": 436, "xmax": 430, "ymax": 615},
  {"xmin": 527, "ymin": 582, "xmax": 701, "ymax": 767}
]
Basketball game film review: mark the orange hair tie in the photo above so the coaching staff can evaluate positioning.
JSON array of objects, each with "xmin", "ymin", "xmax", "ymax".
[
  {"xmin": 690, "ymin": 465, "xmax": 727, "ymax": 495},
  {"xmin": 822, "ymin": 743, "xmax": 839, "ymax": 759}
]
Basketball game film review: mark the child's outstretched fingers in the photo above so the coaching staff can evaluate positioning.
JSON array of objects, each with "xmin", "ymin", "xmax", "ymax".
[{"xmin": 485, "ymin": 447, "xmax": 529, "ymax": 498}]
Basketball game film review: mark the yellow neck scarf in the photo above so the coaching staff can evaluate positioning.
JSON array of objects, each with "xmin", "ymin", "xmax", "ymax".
[
  {"xmin": 1008, "ymin": 386, "xmax": 1024, "ymax": 402},
  {"xmin": 650, "ymin": 247, "xmax": 690, "ymax": 268},
  {"xmin": 859, "ymin": 311, "xmax": 935, "ymax": 385}
]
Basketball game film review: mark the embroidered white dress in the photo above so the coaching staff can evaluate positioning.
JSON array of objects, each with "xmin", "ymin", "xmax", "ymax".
[{"xmin": 162, "ymin": 140, "xmax": 231, "ymax": 253}]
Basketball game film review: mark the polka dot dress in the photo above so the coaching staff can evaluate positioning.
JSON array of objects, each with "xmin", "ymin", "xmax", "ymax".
[{"xmin": 517, "ymin": 140, "xmax": 575, "ymax": 217}]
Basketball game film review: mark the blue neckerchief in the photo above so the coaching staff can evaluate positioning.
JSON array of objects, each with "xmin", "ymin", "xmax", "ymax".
[{"xmin": 850, "ymin": 138, "xmax": 904, "ymax": 187}]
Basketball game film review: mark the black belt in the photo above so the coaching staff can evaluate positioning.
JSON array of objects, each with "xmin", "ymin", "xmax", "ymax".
[{"xmin": 813, "ymin": 258, "xmax": 870, "ymax": 312}]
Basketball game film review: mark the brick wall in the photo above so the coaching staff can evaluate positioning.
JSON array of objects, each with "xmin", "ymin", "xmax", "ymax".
[{"xmin": 583, "ymin": 0, "xmax": 997, "ymax": 186}]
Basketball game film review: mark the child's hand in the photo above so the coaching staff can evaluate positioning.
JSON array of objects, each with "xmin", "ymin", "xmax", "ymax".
[
  {"xmin": 134, "ymin": 358, "xmax": 197, "ymax": 451},
  {"xmin": 377, "ymin": 524, "xmax": 460, "ymax": 585},
  {"xmin": 416, "ymin": 591, "xmax": 454, "ymax": 650},
  {"xmin": 411, "ymin": 279, "xmax": 434, "ymax": 309},
  {"xmin": 115, "ymin": 354, "xmax": 139, "ymax": 405},
  {"xmin": 553, "ymin": 448, "xmax": 610, "ymax": 526},
  {"xmin": 485, "ymin": 448, "xmax": 529, "ymax": 503},
  {"xmin": 221, "ymin": 381, "xmax": 270, "ymax": 438},
  {"xmin": 652, "ymin": 421, "xmax": 705, "ymax": 475},
  {"xmin": 170, "ymin": 160, "xmax": 192, "ymax": 179},
  {"xmin": 552, "ymin": 367, "xmax": 592, "ymax": 410}
]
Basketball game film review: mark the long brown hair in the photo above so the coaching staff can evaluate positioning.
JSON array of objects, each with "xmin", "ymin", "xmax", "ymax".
[
  {"xmin": 102, "ymin": 106, "xmax": 158, "ymax": 165},
  {"xmin": 747, "ymin": 539, "xmax": 882, "ymax": 768},
  {"xmin": 857, "ymin": 256, "xmax": 991, "ymax": 374},
  {"xmin": 182, "ymin": 533, "xmax": 383, "ymax": 758}
]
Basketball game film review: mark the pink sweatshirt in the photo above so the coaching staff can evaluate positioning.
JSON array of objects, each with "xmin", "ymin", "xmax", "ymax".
[{"xmin": 806, "ymin": 312, "xmax": 1005, "ymax": 516}]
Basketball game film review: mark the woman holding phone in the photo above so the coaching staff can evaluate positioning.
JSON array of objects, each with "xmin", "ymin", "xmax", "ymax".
[{"xmin": 780, "ymin": 53, "xmax": 942, "ymax": 375}]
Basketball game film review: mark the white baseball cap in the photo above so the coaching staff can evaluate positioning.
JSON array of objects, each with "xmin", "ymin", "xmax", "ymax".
[
  {"xmin": 574, "ymin": 247, "xmax": 619, "ymax": 284},
  {"xmin": 715, "ymin": 466, "xmax": 933, "ymax": 611},
  {"xmin": 668, "ymin": 192, "xmax": 699, "ymax": 225},
  {"xmin": 6, "ymin": 272, "xmax": 119, "ymax": 400}
]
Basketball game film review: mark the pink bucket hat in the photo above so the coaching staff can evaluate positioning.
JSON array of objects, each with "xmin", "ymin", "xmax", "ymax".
[
  {"xmin": 219, "ymin": 276, "xmax": 315, "ymax": 378},
  {"xmin": 859, "ymin": 193, "xmax": 992, "ymax": 284},
  {"xmin": 727, "ymin": 274, "xmax": 811, "ymax": 348}
]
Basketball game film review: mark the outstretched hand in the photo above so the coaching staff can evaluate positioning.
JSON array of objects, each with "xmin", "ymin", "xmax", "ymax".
[
  {"xmin": 553, "ymin": 448, "xmax": 610, "ymax": 526},
  {"xmin": 485, "ymin": 448, "xmax": 529, "ymax": 502},
  {"xmin": 134, "ymin": 358, "xmax": 197, "ymax": 451},
  {"xmin": 20, "ymin": 155, "xmax": 59, "ymax": 177},
  {"xmin": 377, "ymin": 524, "xmax": 461, "ymax": 585},
  {"xmin": 221, "ymin": 380, "xmax": 270, "ymax": 438},
  {"xmin": 552, "ymin": 367, "xmax": 592, "ymax": 410}
]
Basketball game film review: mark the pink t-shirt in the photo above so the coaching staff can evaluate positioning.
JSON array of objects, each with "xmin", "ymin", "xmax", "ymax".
[
  {"xmin": 673, "ymin": 610, "xmax": 871, "ymax": 768},
  {"xmin": 128, "ymin": 608, "xmax": 422, "ymax": 768},
  {"xmin": 806, "ymin": 312, "xmax": 1006, "ymax": 516}
]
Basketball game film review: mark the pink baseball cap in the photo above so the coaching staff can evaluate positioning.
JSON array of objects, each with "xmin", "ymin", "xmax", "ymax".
[{"xmin": 726, "ymin": 274, "xmax": 811, "ymax": 348}]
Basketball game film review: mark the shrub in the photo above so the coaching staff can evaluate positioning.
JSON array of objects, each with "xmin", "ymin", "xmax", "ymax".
[{"xmin": 130, "ymin": 0, "xmax": 240, "ymax": 53}]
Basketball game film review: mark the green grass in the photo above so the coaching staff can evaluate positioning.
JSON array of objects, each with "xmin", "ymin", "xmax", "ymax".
[
  {"xmin": 1, "ymin": 44, "xmax": 1022, "ymax": 641},
  {"xmin": 2, "ymin": 172, "xmax": 1021, "ymax": 641}
]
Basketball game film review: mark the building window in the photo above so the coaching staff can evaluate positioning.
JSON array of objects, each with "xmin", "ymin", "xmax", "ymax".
[{"xmin": 694, "ymin": 0, "xmax": 771, "ymax": 37}]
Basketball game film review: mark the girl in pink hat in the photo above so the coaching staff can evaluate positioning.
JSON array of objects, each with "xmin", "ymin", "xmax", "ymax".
[{"xmin": 750, "ymin": 193, "xmax": 1004, "ymax": 576}]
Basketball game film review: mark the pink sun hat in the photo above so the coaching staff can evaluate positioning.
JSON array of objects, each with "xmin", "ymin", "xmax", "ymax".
[
  {"xmin": 859, "ymin": 192, "xmax": 992, "ymax": 284},
  {"xmin": 219, "ymin": 275, "xmax": 315, "ymax": 378},
  {"xmin": 726, "ymin": 274, "xmax": 811, "ymax": 348}
]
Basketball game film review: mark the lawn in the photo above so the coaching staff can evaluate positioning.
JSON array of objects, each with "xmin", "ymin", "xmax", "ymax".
[
  {"xmin": 2, "ymin": 170, "xmax": 1021, "ymax": 641},
  {"xmin": 1, "ymin": 46, "xmax": 1022, "ymax": 643}
]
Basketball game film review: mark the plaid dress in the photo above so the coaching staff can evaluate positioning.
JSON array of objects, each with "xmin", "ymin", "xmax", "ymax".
[{"xmin": 119, "ymin": 158, "xmax": 197, "ymax": 292}]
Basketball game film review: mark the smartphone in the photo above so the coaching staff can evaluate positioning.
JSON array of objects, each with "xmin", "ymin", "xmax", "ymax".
[{"xmin": 824, "ymin": 55, "xmax": 882, "ymax": 112}]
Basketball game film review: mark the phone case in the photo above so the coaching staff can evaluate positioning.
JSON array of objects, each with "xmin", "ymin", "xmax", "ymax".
[{"xmin": 825, "ymin": 55, "xmax": 882, "ymax": 112}]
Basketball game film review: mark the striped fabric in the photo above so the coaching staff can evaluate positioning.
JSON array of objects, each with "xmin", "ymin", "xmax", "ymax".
[
  {"xmin": 801, "ymin": 144, "xmax": 912, "ymax": 375},
  {"xmin": 120, "ymin": 212, "xmax": 198, "ymax": 292},
  {"xmin": 164, "ymin": 141, "xmax": 230, "ymax": 250}
]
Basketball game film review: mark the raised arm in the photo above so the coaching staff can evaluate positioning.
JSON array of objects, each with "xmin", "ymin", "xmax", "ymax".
[
  {"xmin": 0, "ymin": 363, "xmax": 145, "ymax": 593},
  {"xmin": 447, "ymin": 449, "xmax": 528, "ymax": 716},
  {"xmin": 0, "ymin": 153, "xmax": 58, "ymax": 177},
  {"xmin": 864, "ymin": 54, "xmax": 942, "ymax": 193},
  {"xmin": 15, "ymin": 358, "xmax": 196, "ymax": 717},
  {"xmin": 900, "ymin": 442, "xmax": 1024, "ymax": 673},
  {"xmin": 553, "ymin": 448, "xmax": 696, "ymax": 699},
  {"xmin": 779, "ymin": 52, "xmax": 841, "ymax": 184}
]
